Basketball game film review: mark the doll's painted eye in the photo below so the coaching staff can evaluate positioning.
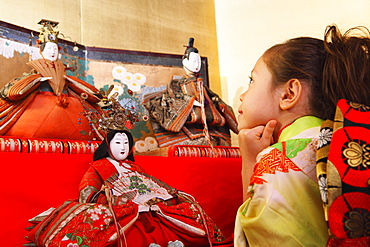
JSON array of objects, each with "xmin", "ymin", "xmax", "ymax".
[{"xmin": 248, "ymin": 76, "xmax": 254, "ymax": 84}]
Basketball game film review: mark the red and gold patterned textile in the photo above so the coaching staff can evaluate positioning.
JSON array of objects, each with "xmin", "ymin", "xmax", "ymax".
[
  {"xmin": 316, "ymin": 99, "xmax": 370, "ymax": 246},
  {"xmin": 0, "ymin": 136, "xmax": 100, "ymax": 154},
  {"xmin": 168, "ymin": 145, "xmax": 241, "ymax": 158}
]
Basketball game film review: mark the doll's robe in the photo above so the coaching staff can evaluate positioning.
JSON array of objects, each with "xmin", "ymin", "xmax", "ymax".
[
  {"xmin": 143, "ymin": 74, "xmax": 238, "ymax": 147},
  {"xmin": 27, "ymin": 158, "xmax": 227, "ymax": 247},
  {"xmin": 0, "ymin": 59, "xmax": 103, "ymax": 141}
]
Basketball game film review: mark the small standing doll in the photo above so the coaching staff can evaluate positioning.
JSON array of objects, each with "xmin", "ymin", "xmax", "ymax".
[{"xmin": 27, "ymin": 129, "xmax": 228, "ymax": 247}]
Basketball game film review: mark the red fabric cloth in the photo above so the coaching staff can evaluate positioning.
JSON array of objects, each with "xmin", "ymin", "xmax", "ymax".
[
  {"xmin": 0, "ymin": 152, "xmax": 242, "ymax": 247},
  {"xmin": 5, "ymin": 92, "xmax": 95, "ymax": 140}
]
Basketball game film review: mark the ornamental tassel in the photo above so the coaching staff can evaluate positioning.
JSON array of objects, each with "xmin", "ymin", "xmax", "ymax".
[
  {"xmin": 198, "ymin": 78, "xmax": 216, "ymax": 157},
  {"xmin": 55, "ymin": 94, "xmax": 69, "ymax": 108},
  {"xmin": 104, "ymin": 183, "xmax": 126, "ymax": 247}
]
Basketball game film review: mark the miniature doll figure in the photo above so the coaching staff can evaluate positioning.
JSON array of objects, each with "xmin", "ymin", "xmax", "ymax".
[
  {"xmin": 0, "ymin": 19, "xmax": 103, "ymax": 140},
  {"xmin": 27, "ymin": 129, "xmax": 229, "ymax": 247},
  {"xmin": 143, "ymin": 38, "xmax": 238, "ymax": 147}
]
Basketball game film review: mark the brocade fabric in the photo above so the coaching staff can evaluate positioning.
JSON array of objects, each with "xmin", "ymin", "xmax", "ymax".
[
  {"xmin": 142, "ymin": 75, "xmax": 238, "ymax": 147},
  {"xmin": 316, "ymin": 99, "xmax": 370, "ymax": 246}
]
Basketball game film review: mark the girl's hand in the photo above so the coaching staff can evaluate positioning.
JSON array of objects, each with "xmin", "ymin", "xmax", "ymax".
[
  {"xmin": 238, "ymin": 120, "xmax": 277, "ymax": 163},
  {"xmin": 238, "ymin": 120, "xmax": 277, "ymax": 201}
]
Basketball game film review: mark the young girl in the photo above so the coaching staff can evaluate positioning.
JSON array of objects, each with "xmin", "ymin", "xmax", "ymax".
[{"xmin": 235, "ymin": 25, "xmax": 370, "ymax": 246}]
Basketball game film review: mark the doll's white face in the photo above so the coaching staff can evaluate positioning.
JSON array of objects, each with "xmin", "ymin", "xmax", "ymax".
[
  {"xmin": 182, "ymin": 51, "xmax": 201, "ymax": 73},
  {"xmin": 109, "ymin": 132, "xmax": 130, "ymax": 161},
  {"xmin": 42, "ymin": 42, "xmax": 59, "ymax": 61}
]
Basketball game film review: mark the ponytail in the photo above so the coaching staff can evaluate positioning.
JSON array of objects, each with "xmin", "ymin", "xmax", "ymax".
[{"xmin": 322, "ymin": 25, "xmax": 370, "ymax": 118}]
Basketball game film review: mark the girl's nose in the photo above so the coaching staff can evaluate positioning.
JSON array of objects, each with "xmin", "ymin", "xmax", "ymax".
[{"xmin": 239, "ymin": 91, "xmax": 246, "ymax": 102}]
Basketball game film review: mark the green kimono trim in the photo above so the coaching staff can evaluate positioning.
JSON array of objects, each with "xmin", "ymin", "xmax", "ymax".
[
  {"xmin": 273, "ymin": 138, "xmax": 313, "ymax": 159},
  {"xmin": 278, "ymin": 116, "xmax": 323, "ymax": 142},
  {"xmin": 272, "ymin": 116, "xmax": 323, "ymax": 159}
]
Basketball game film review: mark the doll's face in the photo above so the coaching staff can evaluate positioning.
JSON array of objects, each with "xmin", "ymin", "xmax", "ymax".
[
  {"xmin": 109, "ymin": 132, "xmax": 130, "ymax": 161},
  {"xmin": 42, "ymin": 42, "xmax": 59, "ymax": 61},
  {"xmin": 182, "ymin": 51, "xmax": 201, "ymax": 73}
]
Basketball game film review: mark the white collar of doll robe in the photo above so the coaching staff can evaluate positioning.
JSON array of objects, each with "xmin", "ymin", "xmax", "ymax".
[{"xmin": 107, "ymin": 157, "xmax": 173, "ymax": 212}]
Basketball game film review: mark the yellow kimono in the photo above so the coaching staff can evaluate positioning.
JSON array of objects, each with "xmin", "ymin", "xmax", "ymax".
[{"xmin": 235, "ymin": 116, "xmax": 329, "ymax": 247}]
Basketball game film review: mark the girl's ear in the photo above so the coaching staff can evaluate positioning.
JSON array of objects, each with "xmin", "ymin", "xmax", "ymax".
[{"xmin": 279, "ymin": 79, "xmax": 302, "ymax": 110}]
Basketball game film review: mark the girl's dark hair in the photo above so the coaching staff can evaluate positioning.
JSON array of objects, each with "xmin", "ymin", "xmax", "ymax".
[
  {"xmin": 263, "ymin": 25, "xmax": 370, "ymax": 119},
  {"xmin": 93, "ymin": 129, "xmax": 135, "ymax": 162}
]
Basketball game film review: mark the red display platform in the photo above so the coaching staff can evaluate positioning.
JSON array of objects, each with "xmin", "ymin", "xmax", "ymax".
[{"xmin": 0, "ymin": 151, "xmax": 242, "ymax": 246}]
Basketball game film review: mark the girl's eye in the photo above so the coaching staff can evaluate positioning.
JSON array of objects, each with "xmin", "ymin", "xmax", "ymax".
[{"xmin": 248, "ymin": 76, "xmax": 254, "ymax": 84}]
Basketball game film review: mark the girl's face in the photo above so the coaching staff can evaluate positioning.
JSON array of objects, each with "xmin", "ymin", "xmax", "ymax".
[
  {"xmin": 42, "ymin": 42, "xmax": 59, "ymax": 61},
  {"xmin": 109, "ymin": 132, "xmax": 130, "ymax": 161},
  {"xmin": 238, "ymin": 56, "xmax": 281, "ymax": 131}
]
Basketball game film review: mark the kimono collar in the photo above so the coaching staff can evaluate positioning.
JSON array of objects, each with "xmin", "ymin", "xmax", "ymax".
[
  {"xmin": 277, "ymin": 116, "xmax": 324, "ymax": 142},
  {"xmin": 107, "ymin": 157, "xmax": 144, "ymax": 174}
]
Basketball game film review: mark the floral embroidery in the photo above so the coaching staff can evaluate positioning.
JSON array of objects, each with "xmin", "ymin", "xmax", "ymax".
[
  {"xmin": 67, "ymin": 244, "xmax": 79, "ymax": 247},
  {"xmin": 344, "ymin": 208, "xmax": 370, "ymax": 238},
  {"xmin": 318, "ymin": 175, "xmax": 328, "ymax": 204},
  {"xmin": 85, "ymin": 204, "xmax": 112, "ymax": 230},
  {"xmin": 343, "ymin": 141, "xmax": 370, "ymax": 169},
  {"xmin": 318, "ymin": 127, "xmax": 332, "ymax": 148},
  {"xmin": 168, "ymin": 240, "xmax": 185, "ymax": 247},
  {"xmin": 62, "ymin": 233, "xmax": 90, "ymax": 247}
]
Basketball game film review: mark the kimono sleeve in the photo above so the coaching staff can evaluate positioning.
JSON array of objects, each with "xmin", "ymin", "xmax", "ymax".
[
  {"xmin": 0, "ymin": 74, "xmax": 42, "ymax": 101},
  {"xmin": 78, "ymin": 165, "xmax": 107, "ymax": 203}
]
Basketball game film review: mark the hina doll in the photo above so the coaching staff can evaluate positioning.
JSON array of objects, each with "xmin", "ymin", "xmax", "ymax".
[
  {"xmin": 143, "ymin": 38, "xmax": 238, "ymax": 147},
  {"xmin": 0, "ymin": 19, "xmax": 103, "ymax": 140},
  {"xmin": 27, "ymin": 129, "xmax": 227, "ymax": 247}
]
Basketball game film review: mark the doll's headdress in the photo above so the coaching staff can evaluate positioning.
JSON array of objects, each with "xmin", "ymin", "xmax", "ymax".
[
  {"xmin": 37, "ymin": 19, "xmax": 59, "ymax": 45},
  {"xmin": 183, "ymin": 37, "xmax": 199, "ymax": 60},
  {"xmin": 93, "ymin": 85, "xmax": 142, "ymax": 132}
]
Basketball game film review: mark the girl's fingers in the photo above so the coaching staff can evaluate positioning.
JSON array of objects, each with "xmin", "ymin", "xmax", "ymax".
[{"xmin": 262, "ymin": 120, "xmax": 277, "ymax": 143}]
